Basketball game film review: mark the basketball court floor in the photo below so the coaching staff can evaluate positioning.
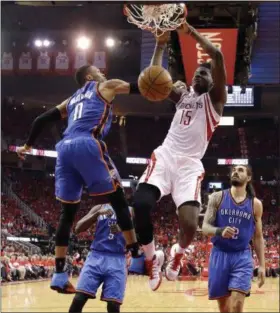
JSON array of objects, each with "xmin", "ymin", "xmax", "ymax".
[{"xmin": 2, "ymin": 276, "xmax": 279, "ymax": 312}]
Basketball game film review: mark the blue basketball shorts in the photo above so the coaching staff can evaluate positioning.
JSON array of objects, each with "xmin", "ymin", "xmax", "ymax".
[
  {"xmin": 76, "ymin": 251, "xmax": 127, "ymax": 304},
  {"xmin": 208, "ymin": 247, "xmax": 253, "ymax": 300},
  {"xmin": 55, "ymin": 137, "xmax": 121, "ymax": 202}
]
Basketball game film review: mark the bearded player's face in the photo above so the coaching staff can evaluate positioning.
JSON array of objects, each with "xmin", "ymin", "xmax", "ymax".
[
  {"xmin": 230, "ymin": 166, "xmax": 251, "ymax": 187},
  {"xmin": 192, "ymin": 66, "xmax": 213, "ymax": 94}
]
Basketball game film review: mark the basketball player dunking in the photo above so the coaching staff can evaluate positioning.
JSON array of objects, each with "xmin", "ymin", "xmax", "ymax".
[
  {"xmin": 202, "ymin": 165, "xmax": 265, "ymax": 312},
  {"xmin": 16, "ymin": 66, "xmax": 142, "ymax": 293},
  {"xmin": 133, "ymin": 21, "xmax": 227, "ymax": 291}
]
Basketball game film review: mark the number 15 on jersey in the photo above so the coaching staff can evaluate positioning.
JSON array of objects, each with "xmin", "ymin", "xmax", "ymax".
[{"xmin": 179, "ymin": 110, "xmax": 192, "ymax": 126}]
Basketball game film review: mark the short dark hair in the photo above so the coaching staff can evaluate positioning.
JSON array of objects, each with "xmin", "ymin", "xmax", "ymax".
[
  {"xmin": 75, "ymin": 65, "xmax": 91, "ymax": 87},
  {"xmin": 199, "ymin": 62, "xmax": 212, "ymax": 70}
]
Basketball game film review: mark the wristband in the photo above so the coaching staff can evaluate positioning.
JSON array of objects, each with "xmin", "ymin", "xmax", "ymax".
[{"xmin": 215, "ymin": 227, "xmax": 225, "ymax": 237}]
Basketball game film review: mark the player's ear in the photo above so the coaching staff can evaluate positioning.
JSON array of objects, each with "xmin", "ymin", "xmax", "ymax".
[{"xmin": 85, "ymin": 74, "xmax": 94, "ymax": 81}]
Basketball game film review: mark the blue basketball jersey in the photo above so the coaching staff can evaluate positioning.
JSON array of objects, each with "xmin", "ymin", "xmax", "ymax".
[
  {"xmin": 90, "ymin": 204, "xmax": 126, "ymax": 255},
  {"xmin": 211, "ymin": 189, "xmax": 255, "ymax": 252},
  {"xmin": 63, "ymin": 81, "xmax": 112, "ymax": 140}
]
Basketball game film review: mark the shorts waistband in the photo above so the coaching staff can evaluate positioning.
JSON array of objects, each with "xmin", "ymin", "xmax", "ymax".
[{"xmin": 91, "ymin": 249, "xmax": 126, "ymax": 258}]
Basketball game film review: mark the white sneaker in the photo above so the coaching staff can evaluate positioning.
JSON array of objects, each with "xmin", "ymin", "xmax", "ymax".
[
  {"xmin": 165, "ymin": 252, "xmax": 184, "ymax": 281},
  {"xmin": 145, "ymin": 250, "xmax": 164, "ymax": 291}
]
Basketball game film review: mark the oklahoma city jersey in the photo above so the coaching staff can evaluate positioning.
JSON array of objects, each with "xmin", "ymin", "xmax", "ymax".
[
  {"xmin": 90, "ymin": 204, "xmax": 126, "ymax": 255},
  {"xmin": 63, "ymin": 81, "xmax": 112, "ymax": 140},
  {"xmin": 162, "ymin": 90, "xmax": 220, "ymax": 158},
  {"xmin": 212, "ymin": 189, "xmax": 255, "ymax": 252}
]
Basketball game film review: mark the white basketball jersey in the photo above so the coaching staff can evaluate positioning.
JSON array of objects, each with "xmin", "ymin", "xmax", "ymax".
[
  {"xmin": 19, "ymin": 52, "xmax": 32, "ymax": 70},
  {"xmin": 74, "ymin": 51, "xmax": 87, "ymax": 69},
  {"xmin": 55, "ymin": 52, "xmax": 69, "ymax": 70},
  {"xmin": 162, "ymin": 90, "xmax": 220, "ymax": 159},
  {"xmin": 2, "ymin": 52, "xmax": 13, "ymax": 70},
  {"xmin": 37, "ymin": 51, "xmax": 50, "ymax": 70}
]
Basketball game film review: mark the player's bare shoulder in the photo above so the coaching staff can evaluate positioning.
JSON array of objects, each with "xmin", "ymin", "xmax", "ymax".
[
  {"xmin": 208, "ymin": 190, "xmax": 223, "ymax": 208},
  {"xmin": 253, "ymin": 197, "xmax": 263, "ymax": 216}
]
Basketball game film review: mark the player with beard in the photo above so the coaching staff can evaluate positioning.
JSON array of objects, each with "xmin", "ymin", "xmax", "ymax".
[
  {"xmin": 133, "ymin": 21, "xmax": 227, "ymax": 291},
  {"xmin": 202, "ymin": 165, "xmax": 265, "ymax": 312}
]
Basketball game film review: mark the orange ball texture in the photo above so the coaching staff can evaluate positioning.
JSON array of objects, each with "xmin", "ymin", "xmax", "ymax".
[{"xmin": 138, "ymin": 65, "xmax": 173, "ymax": 102}]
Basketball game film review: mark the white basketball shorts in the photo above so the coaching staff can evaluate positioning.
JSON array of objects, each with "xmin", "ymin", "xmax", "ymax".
[{"xmin": 138, "ymin": 146, "xmax": 205, "ymax": 208}]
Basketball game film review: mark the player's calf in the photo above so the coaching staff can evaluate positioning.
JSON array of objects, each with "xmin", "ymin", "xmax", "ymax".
[
  {"xmin": 107, "ymin": 301, "xmax": 120, "ymax": 313},
  {"xmin": 165, "ymin": 202, "xmax": 199, "ymax": 281},
  {"xmin": 69, "ymin": 292, "xmax": 90, "ymax": 312},
  {"xmin": 51, "ymin": 202, "xmax": 79, "ymax": 293},
  {"xmin": 108, "ymin": 187, "xmax": 140, "ymax": 257},
  {"xmin": 217, "ymin": 297, "xmax": 230, "ymax": 313},
  {"xmin": 178, "ymin": 201, "xmax": 200, "ymax": 247},
  {"xmin": 230, "ymin": 291, "xmax": 246, "ymax": 313}
]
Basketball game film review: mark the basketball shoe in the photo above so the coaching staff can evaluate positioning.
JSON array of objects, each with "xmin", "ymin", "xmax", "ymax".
[
  {"xmin": 165, "ymin": 252, "xmax": 184, "ymax": 281},
  {"xmin": 145, "ymin": 250, "xmax": 164, "ymax": 291},
  {"xmin": 50, "ymin": 272, "xmax": 76, "ymax": 294}
]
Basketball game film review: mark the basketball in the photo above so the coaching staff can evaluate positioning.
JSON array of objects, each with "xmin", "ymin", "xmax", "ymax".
[{"xmin": 138, "ymin": 65, "xmax": 173, "ymax": 102}]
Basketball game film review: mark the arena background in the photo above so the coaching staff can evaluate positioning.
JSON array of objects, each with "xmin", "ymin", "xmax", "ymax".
[{"xmin": 1, "ymin": 1, "xmax": 279, "ymax": 312}]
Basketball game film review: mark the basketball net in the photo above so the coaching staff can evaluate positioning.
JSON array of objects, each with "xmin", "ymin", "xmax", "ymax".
[{"xmin": 124, "ymin": 3, "xmax": 187, "ymax": 37}]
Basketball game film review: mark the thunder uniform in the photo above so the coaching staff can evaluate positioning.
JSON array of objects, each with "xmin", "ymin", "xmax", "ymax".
[
  {"xmin": 55, "ymin": 81, "xmax": 121, "ymax": 202},
  {"xmin": 76, "ymin": 204, "xmax": 127, "ymax": 304},
  {"xmin": 208, "ymin": 189, "xmax": 255, "ymax": 299},
  {"xmin": 139, "ymin": 91, "xmax": 220, "ymax": 207}
]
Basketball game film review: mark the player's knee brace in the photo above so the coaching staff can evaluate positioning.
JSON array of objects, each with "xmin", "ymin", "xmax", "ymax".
[
  {"xmin": 107, "ymin": 187, "xmax": 133, "ymax": 231},
  {"xmin": 56, "ymin": 202, "xmax": 79, "ymax": 247},
  {"xmin": 107, "ymin": 301, "xmax": 120, "ymax": 313},
  {"xmin": 133, "ymin": 183, "xmax": 160, "ymax": 245},
  {"xmin": 69, "ymin": 292, "xmax": 90, "ymax": 313}
]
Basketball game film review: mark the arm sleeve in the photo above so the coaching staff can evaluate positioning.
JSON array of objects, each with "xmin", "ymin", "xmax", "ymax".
[{"xmin": 25, "ymin": 107, "xmax": 62, "ymax": 147}]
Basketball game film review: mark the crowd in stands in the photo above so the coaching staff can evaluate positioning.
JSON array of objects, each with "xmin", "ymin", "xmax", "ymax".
[
  {"xmin": 1, "ymin": 238, "xmax": 84, "ymax": 283},
  {"xmin": 1, "ymin": 194, "xmax": 47, "ymax": 237},
  {"xmin": 2, "ymin": 101, "xmax": 278, "ymax": 162},
  {"xmin": 1, "ymin": 166, "xmax": 279, "ymax": 283},
  {"xmin": 1, "ymin": 105, "xmax": 279, "ymax": 283}
]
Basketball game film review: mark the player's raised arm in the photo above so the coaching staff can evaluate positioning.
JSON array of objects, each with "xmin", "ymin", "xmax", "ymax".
[
  {"xmin": 98, "ymin": 79, "xmax": 140, "ymax": 103},
  {"xmin": 150, "ymin": 32, "xmax": 183, "ymax": 103},
  {"xmin": 178, "ymin": 22, "xmax": 227, "ymax": 115},
  {"xmin": 16, "ymin": 98, "xmax": 69, "ymax": 160},
  {"xmin": 75, "ymin": 205, "xmax": 110, "ymax": 234},
  {"xmin": 252, "ymin": 198, "xmax": 265, "ymax": 288}
]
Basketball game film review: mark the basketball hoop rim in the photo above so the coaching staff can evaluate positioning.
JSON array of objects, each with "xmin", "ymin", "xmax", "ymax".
[{"xmin": 123, "ymin": 3, "xmax": 187, "ymax": 16}]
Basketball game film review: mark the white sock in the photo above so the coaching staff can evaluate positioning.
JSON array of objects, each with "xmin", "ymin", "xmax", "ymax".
[
  {"xmin": 176, "ymin": 244, "xmax": 185, "ymax": 254},
  {"xmin": 142, "ymin": 240, "xmax": 155, "ymax": 261}
]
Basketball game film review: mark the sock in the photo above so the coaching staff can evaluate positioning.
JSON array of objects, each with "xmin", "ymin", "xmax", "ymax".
[
  {"xmin": 55, "ymin": 257, "xmax": 66, "ymax": 273},
  {"xmin": 142, "ymin": 240, "xmax": 155, "ymax": 261},
  {"xmin": 176, "ymin": 244, "xmax": 185, "ymax": 254}
]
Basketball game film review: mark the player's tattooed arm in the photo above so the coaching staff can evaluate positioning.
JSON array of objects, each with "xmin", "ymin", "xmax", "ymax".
[
  {"xmin": 178, "ymin": 23, "xmax": 227, "ymax": 115},
  {"xmin": 202, "ymin": 191, "xmax": 223, "ymax": 236},
  {"xmin": 75, "ymin": 205, "xmax": 105, "ymax": 234},
  {"xmin": 253, "ymin": 198, "xmax": 265, "ymax": 287}
]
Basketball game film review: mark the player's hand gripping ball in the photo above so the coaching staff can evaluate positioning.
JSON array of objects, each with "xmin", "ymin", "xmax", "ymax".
[{"xmin": 138, "ymin": 65, "xmax": 173, "ymax": 102}]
